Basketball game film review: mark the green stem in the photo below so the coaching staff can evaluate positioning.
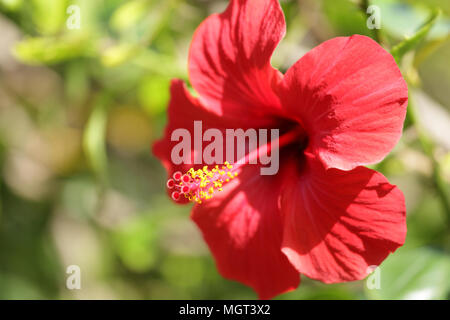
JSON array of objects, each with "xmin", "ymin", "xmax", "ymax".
[{"xmin": 407, "ymin": 96, "xmax": 450, "ymax": 217}]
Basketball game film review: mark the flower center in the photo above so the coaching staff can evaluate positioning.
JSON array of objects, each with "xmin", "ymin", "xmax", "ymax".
[
  {"xmin": 167, "ymin": 162, "xmax": 237, "ymax": 204},
  {"xmin": 167, "ymin": 125, "xmax": 306, "ymax": 204}
]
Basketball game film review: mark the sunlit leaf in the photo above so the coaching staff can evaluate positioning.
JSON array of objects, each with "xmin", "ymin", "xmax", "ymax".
[
  {"xmin": 31, "ymin": 0, "xmax": 68, "ymax": 35},
  {"xmin": 13, "ymin": 35, "xmax": 91, "ymax": 65},
  {"xmin": 110, "ymin": 0, "xmax": 150, "ymax": 32},
  {"xmin": 101, "ymin": 43, "xmax": 140, "ymax": 67}
]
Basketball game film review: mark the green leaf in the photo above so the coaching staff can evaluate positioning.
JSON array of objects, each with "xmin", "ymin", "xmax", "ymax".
[
  {"xmin": 13, "ymin": 35, "xmax": 91, "ymax": 65},
  {"xmin": 391, "ymin": 8, "xmax": 441, "ymax": 64},
  {"xmin": 365, "ymin": 247, "xmax": 450, "ymax": 299},
  {"xmin": 83, "ymin": 94, "xmax": 110, "ymax": 183}
]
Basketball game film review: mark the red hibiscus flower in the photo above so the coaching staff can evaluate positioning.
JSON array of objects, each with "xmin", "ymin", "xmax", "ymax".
[{"xmin": 153, "ymin": 0, "xmax": 408, "ymax": 299}]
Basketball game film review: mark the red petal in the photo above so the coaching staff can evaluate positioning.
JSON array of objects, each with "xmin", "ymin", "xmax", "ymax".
[
  {"xmin": 280, "ymin": 154, "xmax": 406, "ymax": 283},
  {"xmin": 279, "ymin": 35, "xmax": 408, "ymax": 170},
  {"xmin": 192, "ymin": 165, "xmax": 300, "ymax": 299},
  {"xmin": 188, "ymin": 0, "xmax": 286, "ymax": 121}
]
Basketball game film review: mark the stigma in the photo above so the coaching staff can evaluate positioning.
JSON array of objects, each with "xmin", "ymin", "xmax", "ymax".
[{"xmin": 166, "ymin": 162, "xmax": 238, "ymax": 204}]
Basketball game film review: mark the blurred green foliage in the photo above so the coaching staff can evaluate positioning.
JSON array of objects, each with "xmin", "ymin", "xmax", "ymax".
[{"xmin": 0, "ymin": 0, "xmax": 449, "ymax": 299}]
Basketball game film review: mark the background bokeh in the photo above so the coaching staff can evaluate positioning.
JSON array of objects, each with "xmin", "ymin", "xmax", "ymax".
[{"xmin": 0, "ymin": 0, "xmax": 449, "ymax": 299}]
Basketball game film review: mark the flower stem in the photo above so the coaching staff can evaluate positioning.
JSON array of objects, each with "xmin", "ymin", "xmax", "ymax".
[{"xmin": 407, "ymin": 96, "xmax": 450, "ymax": 217}]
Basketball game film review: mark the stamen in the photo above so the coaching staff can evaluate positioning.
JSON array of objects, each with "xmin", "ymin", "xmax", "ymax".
[
  {"xmin": 166, "ymin": 179, "xmax": 175, "ymax": 189},
  {"xmin": 173, "ymin": 171, "xmax": 182, "ymax": 181},
  {"xmin": 171, "ymin": 191, "xmax": 180, "ymax": 201},
  {"xmin": 166, "ymin": 162, "xmax": 238, "ymax": 204}
]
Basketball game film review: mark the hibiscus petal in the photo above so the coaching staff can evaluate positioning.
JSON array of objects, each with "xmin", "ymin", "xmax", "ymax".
[
  {"xmin": 280, "ymin": 154, "xmax": 406, "ymax": 283},
  {"xmin": 279, "ymin": 35, "xmax": 408, "ymax": 170},
  {"xmin": 188, "ymin": 0, "xmax": 286, "ymax": 120},
  {"xmin": 192, "ymin": 165, "xmax": 300, "ymax": 299}
]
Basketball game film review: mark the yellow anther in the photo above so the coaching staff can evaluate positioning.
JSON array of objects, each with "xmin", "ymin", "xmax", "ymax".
[{"xmin": 173, "ymin": 163, "xmax": 238, "ymax": 204}]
